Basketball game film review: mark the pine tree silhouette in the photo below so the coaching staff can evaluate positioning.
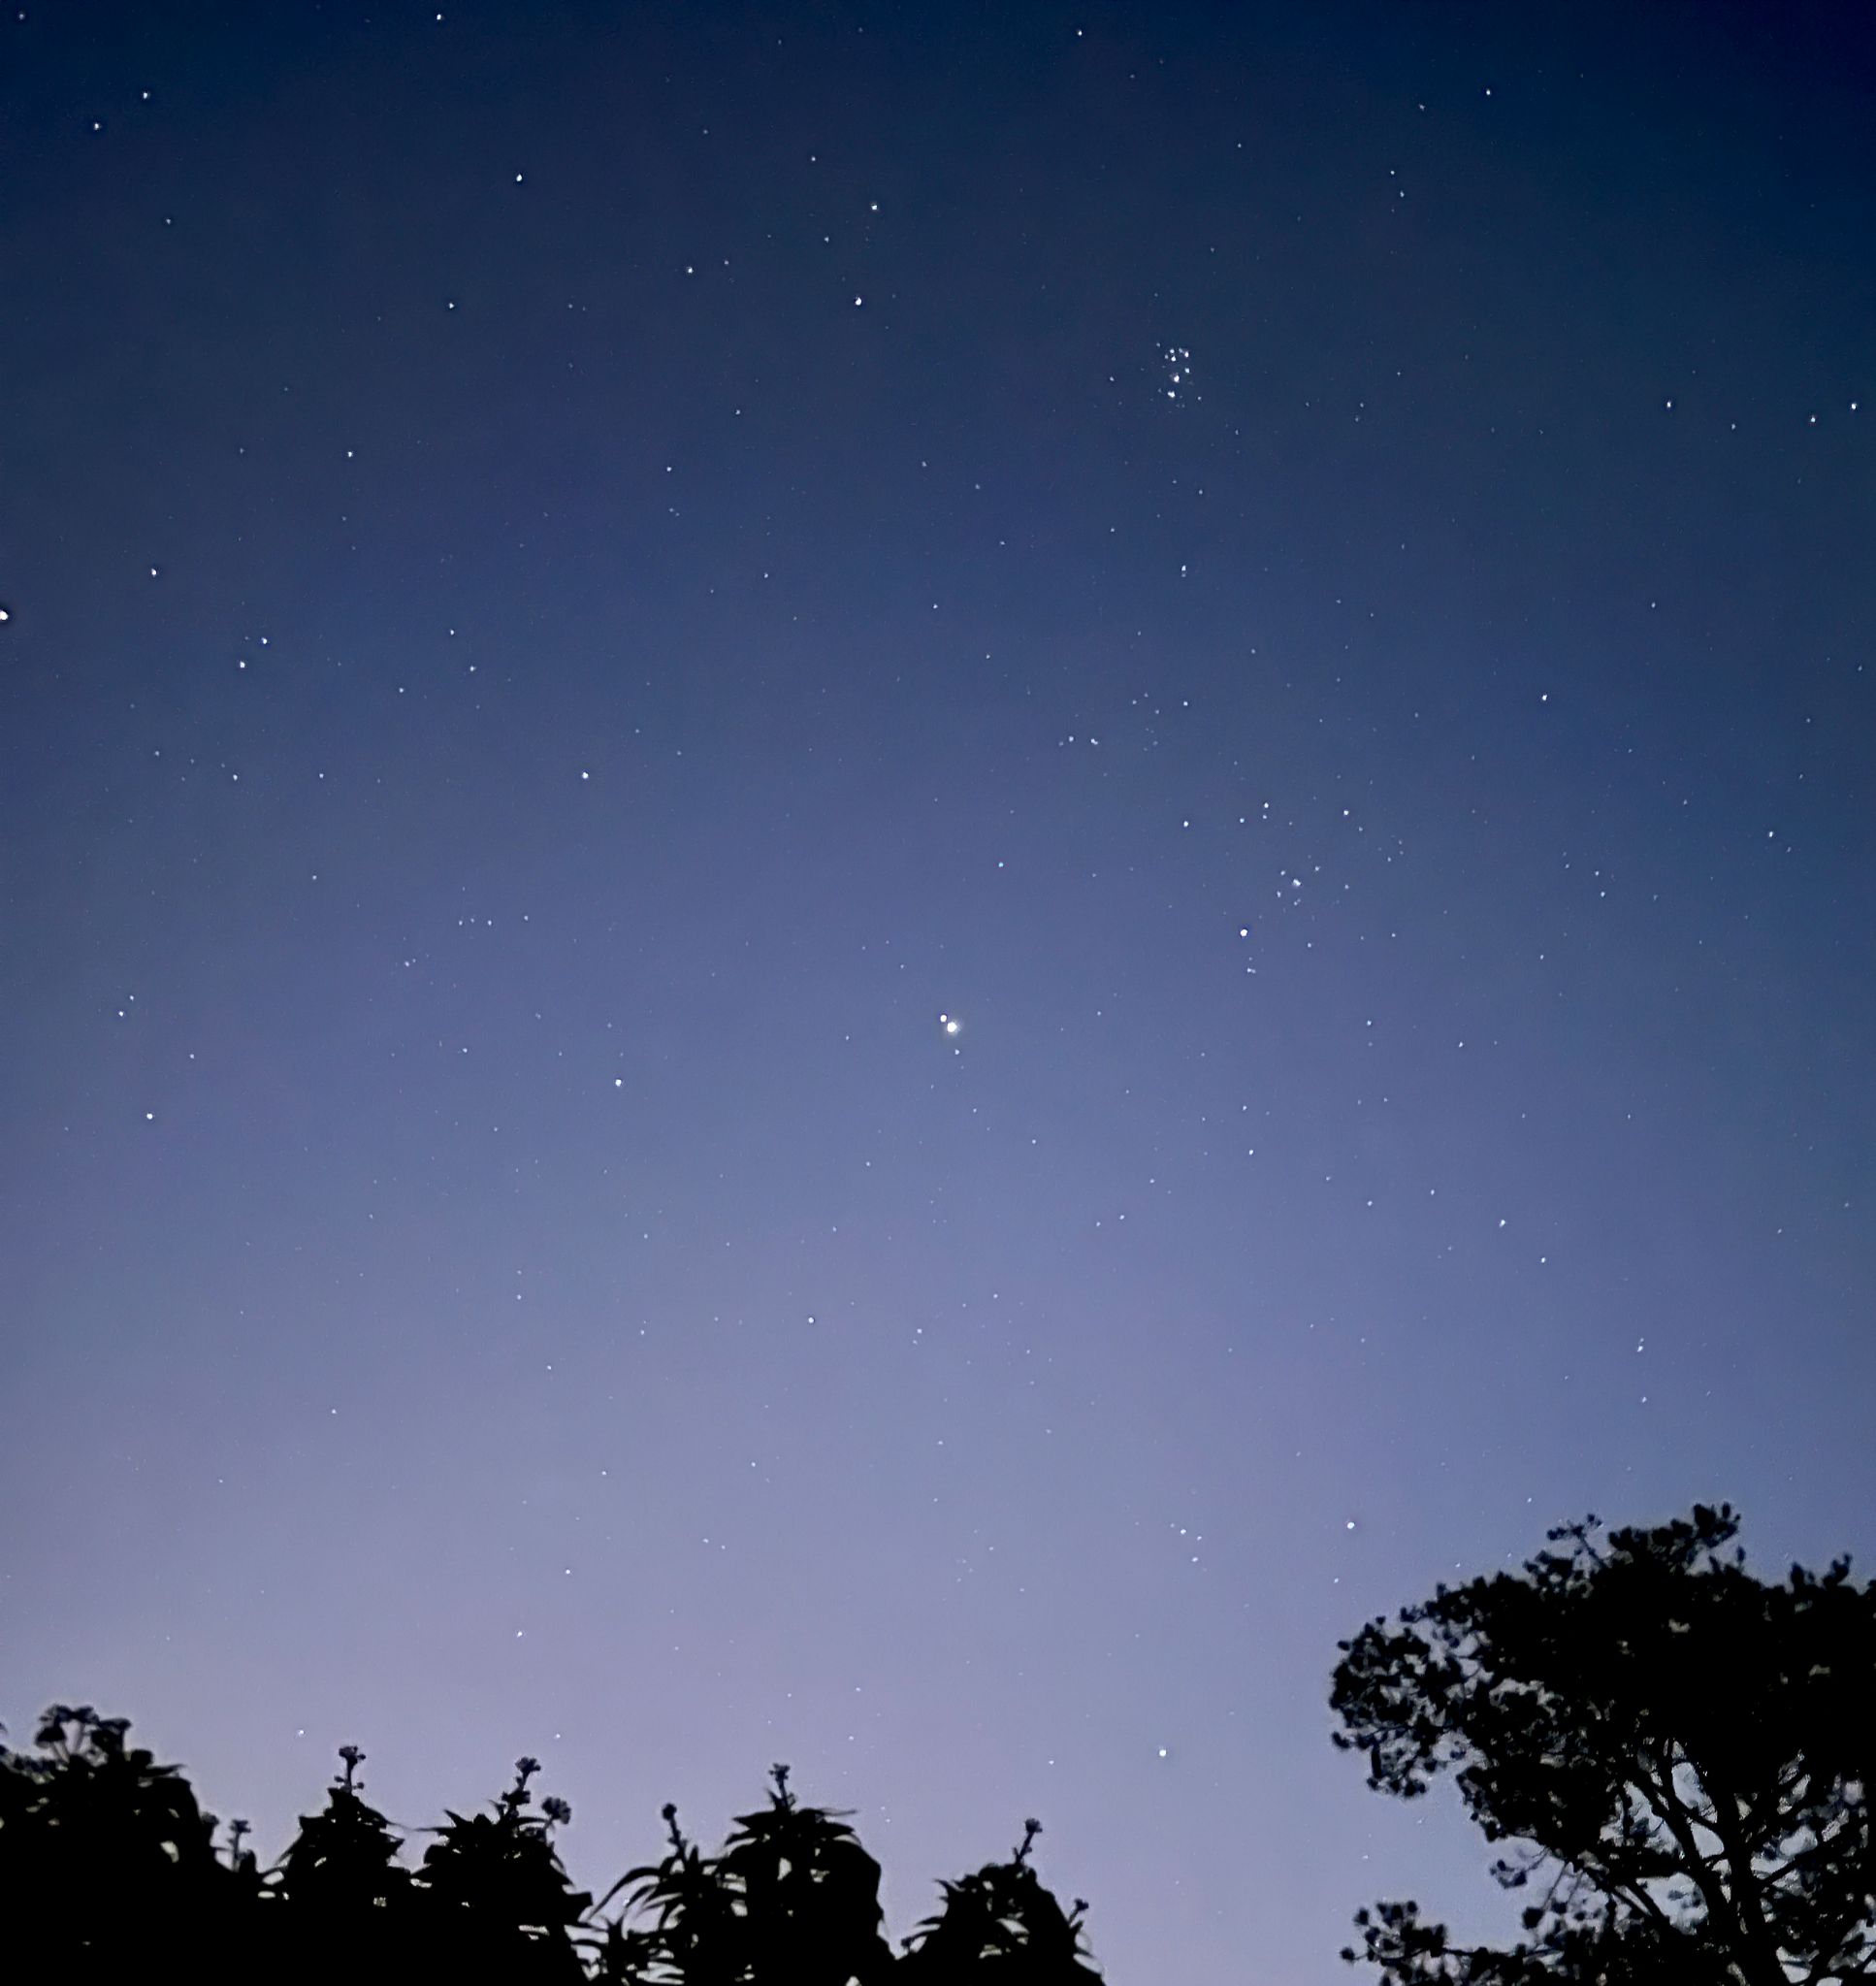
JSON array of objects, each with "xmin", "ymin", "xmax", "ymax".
[{"xmin": 1332, "ymin": 1503, "xmax": 1876, "ymax": 1985}]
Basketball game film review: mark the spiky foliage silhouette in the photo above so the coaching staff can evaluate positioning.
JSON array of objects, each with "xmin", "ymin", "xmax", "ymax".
[
  {"xmin": 0, "ymin": 1704, "xmax": 238, "ymax": 1973},
  {"xmin": 715, "ymin": 1765, "xmax": 897, "ymax": 1984},
  {"xmin": 268, "ymin": 1742, "xmax": 423, "ymax": 1981},
  {"xmin": 1330, "ymin": 1503, "xmax": 1876, "ymax": 1986},
  {"xmin": 0, "ymin": 1708, "xmax": 1104, "ymax": 1982},
  {"xmin": 590, "ymin": 1765, "xmax": 899, "ymax": 1985},
  {"xmin": 594, "ymin": 1764, "xmax": 896, "ymax": 1984},
  {"xmin": 591, "ymin": 1799, "xmax": 743, "ymax": 1984},
  {"xmin": 898, "ymin": 1817, "xmax": 1103, "ymax": 1982},
  {"xmin": 417, "ymin": 1753, "xmax": 593, "ymax": 1982},
  {"xmin": 275, "ymin": 1742, "xmax": 410, "ymax": 1910}
]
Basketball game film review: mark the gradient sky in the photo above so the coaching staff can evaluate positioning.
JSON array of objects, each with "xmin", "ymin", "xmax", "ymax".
[{"xmin": 3, "ymin": 3, "xmax": 1872, "ymax": 1978}]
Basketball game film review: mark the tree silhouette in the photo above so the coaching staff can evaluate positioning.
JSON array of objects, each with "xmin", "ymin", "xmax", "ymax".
[
  {"xmin": 1330, "ymin": 1503, "xmax": 1875, "ymax": 1986},
  {"xmin": 0, "ymin": 1705, "xmax": 1105, "ymax": 1982}
]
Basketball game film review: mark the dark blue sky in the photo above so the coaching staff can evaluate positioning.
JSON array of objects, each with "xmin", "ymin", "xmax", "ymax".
[{"xmin": 3, "ymin": 3, "xmax": 1872, "ymax": 1977}]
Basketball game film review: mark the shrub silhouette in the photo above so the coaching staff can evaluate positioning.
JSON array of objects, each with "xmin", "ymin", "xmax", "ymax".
[
  {"xmin": 0, "ymin": 1704, "xmax": 238, "ymax": 1970},
  {"xmin": 1330, "ymin": 1503, "xmax": 1876, "ymax": 1985},
  {"xmin": 270, "ymin": 1741, "xmax": 428, "ymax": 1980},
  {"xmin": 897, "ymin": 1816, "xmax": 1100, "ymax": 1983},
  {"xmin": 419, "ymin": 1754, "xmax": 593, "ymax": 1982},
  {"xmin": 597, "ymin": 1765, "xmax": 897, "ymax": 1984},
  {"xmin": 0, "ymin": 1708, "xmax": 1104, "ymax": 1982}
]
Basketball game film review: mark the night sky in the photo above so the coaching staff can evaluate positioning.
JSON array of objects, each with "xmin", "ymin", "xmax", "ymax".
[{"xmin": 3, "ymin": 3, "xmax": 1873, "ymax": 1977}]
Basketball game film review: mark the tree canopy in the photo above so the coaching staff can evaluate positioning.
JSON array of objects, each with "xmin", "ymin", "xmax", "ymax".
[
  {"xmin": 1330, "ymin": 1503, "xmax": 1875, "ymax": 1986},
  {"xmin": 0, "ymin": 1705, "xmax": 1104, "ymax": 1983}
]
